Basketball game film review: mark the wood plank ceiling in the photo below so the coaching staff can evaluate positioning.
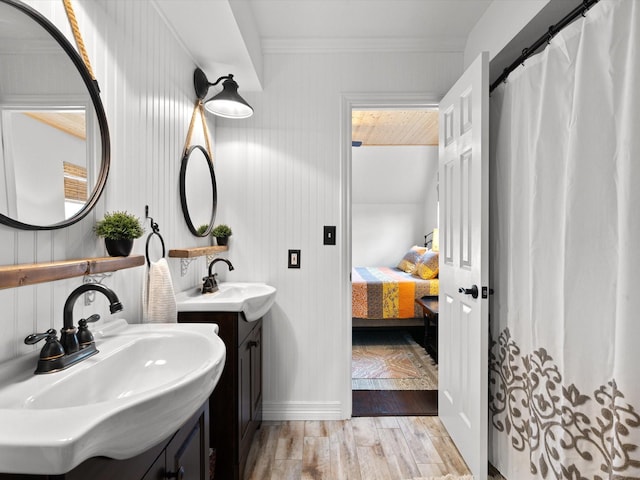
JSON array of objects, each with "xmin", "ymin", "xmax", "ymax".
[
  {"xmin": 352, "ymin": 110, "xmax": 439, "ymax": 146},
  {"xmin": 24, "ymin": 111, "xmax": 86, "ymax": 139}
]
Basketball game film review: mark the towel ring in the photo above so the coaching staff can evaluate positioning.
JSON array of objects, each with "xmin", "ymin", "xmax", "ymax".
[{"xmin": 145, "ymin": 213, "xmax": 166, "ymax": 267}]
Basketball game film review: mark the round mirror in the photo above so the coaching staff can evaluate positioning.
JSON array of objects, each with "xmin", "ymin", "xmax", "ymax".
[
  {"xmin": 0, "ymin": 0, "xmax": 109, "ymax": 230},
  {"xmin": 179, "ymin": 145, "xmax": 217, "ymax": 237}
]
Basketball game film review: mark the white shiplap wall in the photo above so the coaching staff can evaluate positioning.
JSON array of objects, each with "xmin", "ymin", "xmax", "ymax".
[
  {"xmin": 0, "ymin": 0, "xmax": 464, "ymax": 420},
  {"xmin": 215, "ymin": 50, "xmax": 462, "ymax": 419},
  {"xmin": 0, "ymin": 0, "xmax": 213, "ymax": 363}
]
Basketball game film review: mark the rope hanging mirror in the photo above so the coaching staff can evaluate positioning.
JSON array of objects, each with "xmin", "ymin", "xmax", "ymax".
[
  {"xmin": 179, "ymin": 99, "xmax": 218, "ymax": 237},
  {"xmin": 62, "ymin": 0, "xmax": 97, "ymax": 89}
]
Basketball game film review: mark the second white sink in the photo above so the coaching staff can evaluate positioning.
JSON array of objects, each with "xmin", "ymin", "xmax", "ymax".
[{"xmin": 176, "ymin": 282, "xmax": 277, "ymax": 321}]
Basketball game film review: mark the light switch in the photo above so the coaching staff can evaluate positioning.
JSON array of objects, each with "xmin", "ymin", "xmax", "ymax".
[
  {"xmin": 288, "ymin": 249, "xmax": 301, "ymax": 268},
  {"xmin": 324, "ymin": 226, "xmax": 336, "ymax": 245}
]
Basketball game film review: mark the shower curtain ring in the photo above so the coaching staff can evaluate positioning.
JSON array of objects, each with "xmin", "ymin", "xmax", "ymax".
[{"xmin": 546, "ymin": 26, "xmax": 555, "ymax": 44}]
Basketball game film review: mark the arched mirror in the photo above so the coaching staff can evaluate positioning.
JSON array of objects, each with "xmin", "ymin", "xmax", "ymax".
[
  {"xmin": 0, "ymin": 0, "xmax": 109, "ymax": 230},
  {"xmin": 179, "ymin": 145, "xmax": 217, "ymax": 237}
]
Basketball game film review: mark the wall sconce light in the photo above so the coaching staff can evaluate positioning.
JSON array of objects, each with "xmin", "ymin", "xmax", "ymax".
[{"xmin": 194, "ymin": 67, "xmax": 253, "ymax": 119}]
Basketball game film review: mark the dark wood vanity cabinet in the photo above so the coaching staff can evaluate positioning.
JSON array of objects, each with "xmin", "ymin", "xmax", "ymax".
[
  {"xmin": 0, "ymin": 401, "xmax": 209, "ymax": 480},
  {"xmin": 178, "ymin": 312, "xmax": 263, "ymax": 480},
  {"xmin": 144, "ymin": 403, "xmax": 209, "ymax": 480},
  {"xmin": 238, "ymin": 320, "xmax": 263, "ymax": 475}
]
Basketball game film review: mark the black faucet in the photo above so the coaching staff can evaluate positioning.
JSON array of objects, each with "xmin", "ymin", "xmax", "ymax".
[
  {"xmin": 61, "ymin": 284, "xmax": 123, "ymax": 351},
  {"xmin": 202, "ymin": 258, "xmax": 234, "ymax": 294},
  {"xmin": 24, "ymin": 284, "xmax": 123, "ymax": 374}
]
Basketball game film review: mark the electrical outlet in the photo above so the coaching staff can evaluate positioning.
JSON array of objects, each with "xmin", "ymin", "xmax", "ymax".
[
  {"xmin": 324, "ymin": 226, "xmax": 336, "ymax": 245},
  {"xmin": 288, "ymin": 249, "xmax": 301, "ymax": 268}
]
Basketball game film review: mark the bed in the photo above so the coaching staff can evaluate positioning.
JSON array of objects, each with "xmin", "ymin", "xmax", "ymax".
[{"xmin": 352, "ymin": 246, "xmax": 439, "ymax": 327}]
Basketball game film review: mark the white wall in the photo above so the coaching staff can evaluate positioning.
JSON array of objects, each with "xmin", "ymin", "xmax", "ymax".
[
  {"xmin": 352, "ymin": 145, "xmax": 438, "ymax": 267},
  {"xmin": 464, "ymin": 0, "xmax": 550, "ymax": 67},
  {"xmin": 11, "ymin": 113, "xmax": 83, "ymax": 225},
  {"xmin": 0, "ymin": 0, "xmax": 213, "ymax": 363},
  {"xmin": 215, "ymin": 50, "xmax": 461, "ymax": 419}
]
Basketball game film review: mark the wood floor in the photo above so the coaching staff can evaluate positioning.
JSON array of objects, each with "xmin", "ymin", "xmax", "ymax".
[
  {"xmin": 352, "ymin": 390, "xmax": 438, "ymax": 417},
  {"xmin": 243, "ymin": 416, "xmax": 471, "ymax": 480},
  {"xmin": 242, "ymin": 330, "xmax": 509, "ymax": 480}
]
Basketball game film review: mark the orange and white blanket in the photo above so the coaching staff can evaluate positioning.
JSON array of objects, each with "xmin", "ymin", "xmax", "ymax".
[{"xmin": 352, "ymin": 267, "xmax": 438, "ymax": 319}]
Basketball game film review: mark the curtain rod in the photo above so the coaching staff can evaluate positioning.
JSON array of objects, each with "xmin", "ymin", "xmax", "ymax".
[{"xmin": 490, "ymin": 0, "xmax": 601, "ymax": 92}]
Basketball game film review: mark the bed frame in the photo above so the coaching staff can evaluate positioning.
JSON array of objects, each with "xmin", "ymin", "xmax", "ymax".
[{"xmin": 352, "ymin": 317, "xmax": 423, "ymax": 328}]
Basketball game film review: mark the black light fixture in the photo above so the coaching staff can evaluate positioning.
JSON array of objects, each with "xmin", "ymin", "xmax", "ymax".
[{"xmin": 194, "ymin": 67, "xmax": 253, "ymax": 119}]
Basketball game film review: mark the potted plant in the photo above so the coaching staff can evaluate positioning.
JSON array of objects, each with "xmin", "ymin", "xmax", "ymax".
[
  {"xmin": 94, "ymin": 211, "xmax": 144, "ymax": 257},
  {"xmin": 196, "ymin": 224, "xmax": 209, "ymax": 236},
  {"xmin": 211, "ymin": 224, "xmax": 232, "ymax": 246}
]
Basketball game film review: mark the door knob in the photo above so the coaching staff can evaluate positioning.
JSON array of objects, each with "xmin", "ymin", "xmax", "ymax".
[{"xmin": 458, "ymin": 285, "xmax": 479, "ymax": 299}]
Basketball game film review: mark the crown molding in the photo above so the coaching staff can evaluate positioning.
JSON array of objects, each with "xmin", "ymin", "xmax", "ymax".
[{"xmin": 262, "ymin": 36, "xmax": 466, "ymax": 54}]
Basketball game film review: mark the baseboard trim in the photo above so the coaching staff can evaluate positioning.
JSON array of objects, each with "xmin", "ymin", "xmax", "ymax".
[{"xmin": 263, "ymin": 401, "xmax": 345, "ymax": 421}]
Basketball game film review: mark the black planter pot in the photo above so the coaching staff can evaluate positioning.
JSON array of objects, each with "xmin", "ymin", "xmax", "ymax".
[
  {"xmin": 215, "ymin": 236, "xmax": 229, "ymax": 246},
  {"xmin": 105, "ymin": 238, "xmax": 134, "ymax": 257}
]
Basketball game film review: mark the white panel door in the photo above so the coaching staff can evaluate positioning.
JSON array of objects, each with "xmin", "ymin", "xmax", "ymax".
[{"xmin": 438, "ymin": 51, "xmax": 489, "ymax": 479}]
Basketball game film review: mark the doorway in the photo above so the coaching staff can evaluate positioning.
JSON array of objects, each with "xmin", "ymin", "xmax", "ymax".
[{"xmin": 344, "ymin": 98, "xmax": 441, "ymax": 417}]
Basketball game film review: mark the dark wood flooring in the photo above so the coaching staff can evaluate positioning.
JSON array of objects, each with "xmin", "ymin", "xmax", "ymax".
[{"xmin": 352, "ymin": 389, "xmax": 438, "ymax": 417}]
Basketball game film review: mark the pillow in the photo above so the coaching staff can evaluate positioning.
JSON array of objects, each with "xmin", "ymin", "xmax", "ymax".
[
  {"xmin": 415, "ymin": 250, "xmax": 439, "ymax": 279},
  {"xmin": 397, "ymin": 245, "xmax": 428, "ymax": 274}
]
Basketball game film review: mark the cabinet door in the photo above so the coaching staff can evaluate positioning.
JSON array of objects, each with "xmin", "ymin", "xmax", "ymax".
[
  {"xmin": 238, "ymin": 334, "xmax": 252, "ymax": 445},
  {"xmin": 238, "ymin": 322, "xmax": 262, "ymax": 480},
  {"xmin": 250, "ymin": 324, "xmax": 262, "ymax": 424},
  {"xmin": 140, "ymin": 453, "xmax": 165, "ymax": 480},
  {"xmin": 166, "ymin": 410, "xmax": 208, "ymax": 480}
]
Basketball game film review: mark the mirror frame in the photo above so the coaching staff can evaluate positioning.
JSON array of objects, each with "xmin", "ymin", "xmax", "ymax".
[
  {"xmin": 0, "ymin": 0, "xmax": 110, "ymax": 230},
  {"xmin": 179, "ymin": 145, "xmax": 217, "ymax": 237}
]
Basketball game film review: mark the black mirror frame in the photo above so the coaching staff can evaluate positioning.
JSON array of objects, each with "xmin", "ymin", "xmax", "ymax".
[
  {"xmin": 179, "ymin": 145, "xmax": 217, "ymax": 237},
  {"xmin": 0, "ymin": 0, "xmax": 110, "ymax": 231}
]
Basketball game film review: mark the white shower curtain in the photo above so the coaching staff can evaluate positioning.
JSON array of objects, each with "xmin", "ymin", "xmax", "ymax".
[{"xmin": 489, "ymin": 1, "xmax": 640, "ymax": 478}]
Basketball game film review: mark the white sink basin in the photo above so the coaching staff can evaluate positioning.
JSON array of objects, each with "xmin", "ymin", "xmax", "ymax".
[
  {"xmin": 176, "ymin": 282, "xmax": 277, "ymax": 321},
  {"xmin": 0, "ymin": 320, "xmax": 226, "ymax": 475}
]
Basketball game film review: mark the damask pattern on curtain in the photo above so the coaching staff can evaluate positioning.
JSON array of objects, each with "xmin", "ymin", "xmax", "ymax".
[{"xmin": 489, "ymin": 1, "xmax": 640, "ymax": 478}]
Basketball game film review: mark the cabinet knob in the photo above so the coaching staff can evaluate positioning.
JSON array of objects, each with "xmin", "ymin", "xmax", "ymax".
[
  {"xmin": 248, "ymin": 340, "xmax": 260, "ymax": 348},
  {"xmin": 166, "ymin": 466, "xmax": 185, "ymax": 480}
]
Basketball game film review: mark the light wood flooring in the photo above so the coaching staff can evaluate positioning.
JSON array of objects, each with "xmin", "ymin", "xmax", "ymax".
[
  {"xmin": 243, "ymin": 416, "xmax": 471, "ymax": 480},
  {"xmin": 243, "ymin": 329, "xmax": 511, "ymax": 479}
]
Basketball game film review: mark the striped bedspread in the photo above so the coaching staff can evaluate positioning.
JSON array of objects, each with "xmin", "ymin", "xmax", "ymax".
[{"xmin": 352, "ymin": 267, "xmax": 439, "ymax": 319}]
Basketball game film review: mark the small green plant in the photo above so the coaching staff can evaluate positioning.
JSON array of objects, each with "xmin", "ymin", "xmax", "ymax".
[
  {"xmin": 211, "ymin": 224, "xmax": 232, "ymax": 237},
  {"xmin": 94, "ymin": 211, "xmax": 144, "ymax": 240},
  {"xmin": 196, "ymin": 224, "xmax": 209, "ymax": 236}
]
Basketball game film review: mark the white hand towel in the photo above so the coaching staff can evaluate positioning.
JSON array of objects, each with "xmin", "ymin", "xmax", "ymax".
[{"xmin": 142, "ymin": 258, "xmax": 177, "ymax": 323}]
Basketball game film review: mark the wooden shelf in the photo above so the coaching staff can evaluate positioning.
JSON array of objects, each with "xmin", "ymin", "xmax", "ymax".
[
  {"xmin": 168, "ymin": 246, "xmax": 228, "ymax": 259},
  {"xmin": 0, "ymin": 255, "xmax": 145, "ymax": 289}
]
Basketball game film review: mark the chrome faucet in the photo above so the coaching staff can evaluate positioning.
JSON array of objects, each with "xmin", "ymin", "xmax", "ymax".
[
  {"xmin": 24, "ymin": 284, "xmax": 123, "ymax": 374},
  {"xmin": 202, "ymin": 258, "xmax": 234, "ymax": 294}
]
